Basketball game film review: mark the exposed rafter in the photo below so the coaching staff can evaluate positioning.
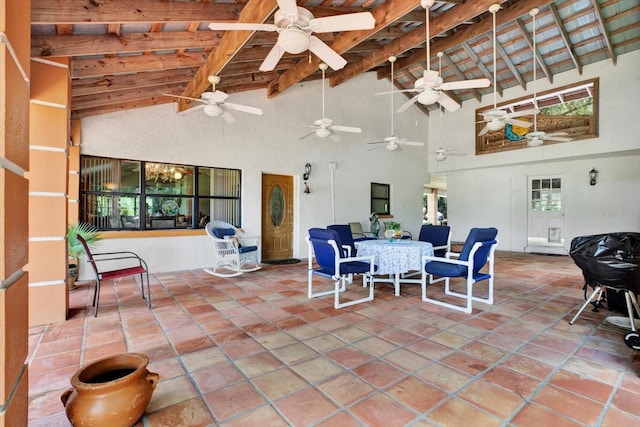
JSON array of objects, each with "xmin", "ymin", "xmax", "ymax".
[
  {"xmin": 515, "ymin": 18, "xmax": 552, "ymax": 83},
  {"xmin": 548, "ymin": 3, "xmax": 583, "ymax": 74}
]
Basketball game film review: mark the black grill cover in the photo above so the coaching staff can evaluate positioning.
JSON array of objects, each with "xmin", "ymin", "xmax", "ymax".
[{"xmin": 570, "ymin": 232, "xmax": 640, "ymax": 292}]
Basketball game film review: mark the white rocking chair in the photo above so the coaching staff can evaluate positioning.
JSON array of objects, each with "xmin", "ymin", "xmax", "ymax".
[{"xmin": 204, "ymin": 221, "xmax": 261, "ymax": 277}]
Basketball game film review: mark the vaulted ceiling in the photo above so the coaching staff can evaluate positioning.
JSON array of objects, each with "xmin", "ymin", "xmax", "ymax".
[{"xmin": 31, "ymin": 0, "xmax": 640, "ymax": 120}]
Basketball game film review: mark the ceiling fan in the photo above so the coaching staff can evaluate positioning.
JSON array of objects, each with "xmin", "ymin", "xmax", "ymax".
[
  {"xmin": 434, "ymin": 147, "xmax": 467, "ymax": 161},
  {"xmin": 164, "ymin": 76, "xmax": 263, "ymax": 123},
  {"xmin": 369, "ymin": 56, "xmax": 425, "ymax": 152},
  {"xmin": 208, "ymin": 0, "xmax": 375, "ymax": 72},
  {"xmin": 525, "ymin": 7, "xmax": 572, "ymax": 147},
  {"xmin": 478, "ymin": 4, "xmax": 538, "ymax": 136},
  {"xmin": 299, "ymin": 63, "xmax": 362, "ymax": 142},
  {"xmin": 393, "ymin": 0, "xmax": 490, "ymax": 113}
]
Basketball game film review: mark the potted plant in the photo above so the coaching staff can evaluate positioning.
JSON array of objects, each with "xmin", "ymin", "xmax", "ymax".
[
  {"xmin": 385, "ymin": 221, "xmax": 402, "ymax": 240},
  {"xmin": 67, "ymin": 223, "xmax": 101, "ymax": 290}
]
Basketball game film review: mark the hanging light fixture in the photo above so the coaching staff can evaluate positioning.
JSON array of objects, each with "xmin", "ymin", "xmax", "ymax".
[
  {"xmin": 303, "ymin": 163, "xmax": 312, "ymax": 194},
  {"xmin": 145, "ymin": 163, "xmax": 182, "ymax": 183}
]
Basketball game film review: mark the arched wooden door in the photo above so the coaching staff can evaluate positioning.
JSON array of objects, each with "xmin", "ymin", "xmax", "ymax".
[{"xmin": 261, "ymin": 173, "xmax": 293, "ymax": 260}]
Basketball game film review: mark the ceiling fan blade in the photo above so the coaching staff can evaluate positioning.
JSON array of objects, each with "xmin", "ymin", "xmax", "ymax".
[
  {"xmin": 396, "ymin": 94, "xmax": 421, "ymax": 113},
  {"xmin": 329, "ymin": 125, "xmax": 362, "ymax": 133},
  {"xmin": 276, "ymin": 0, "xmax": 299, "ymax": 17},
  {"xmin": 437, "ymin": 92, "xmax": 461, "ymax": 112},
  {"xmin": 221, "ymin": 110, "xmax": 237, "ymax": 124},
  {"xmin": 208, "ymin": 22, "xmax": 277, "ymax": 32},
  {"xmin": 478, "ymin": 124, "xmax": 490, "ymax": 136},
  {"xmin": 375, "ymin": 89, "xmax": 420, "ymax": 96},
  {"xmin": 440, "ymin": 78, "xmax": 490, "ymax": 91},
  {"xmin": 400, "ymin": 140, "xmax": 425, "ymax": 147},
  {"xmin": 505, "ymin": 118, "xmax": 532, "ymax": 128},
  {"xmin": 308, "ymin": 36, "xmax": 347, "ymax": 70},
  {"xmin": 212, "ymin": 90, "xmax": 228, "ymax": 103},
  {"xmin": 307, "ymin": 12, "xmax": 375, "ymax": 33},
  {"xmin": 299, "ymin": 129, "xmax": 317, "ymax": 140},
  {"xmin": 507, "ymin": 108, "xmax": 538, "ymax": 118},
  {"xmin": 223, "ymin": 102, "xmax": 263, "ymax": 116},
  {"xmin": 163, "ymin": 93, "xmax": 206, "ymax": 104},
  {"xmin": 544, "ymin": 132, "xmax": 572, "ymax": 142},
  {"xmin": 259, "ymin": 44, "xmax": 285, "ymax": 72}
]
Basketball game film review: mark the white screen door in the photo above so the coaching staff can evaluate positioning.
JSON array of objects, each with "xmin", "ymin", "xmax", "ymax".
[{"xmin": 526, "ymin": 175, "xmax": 567, "ymax": 255}]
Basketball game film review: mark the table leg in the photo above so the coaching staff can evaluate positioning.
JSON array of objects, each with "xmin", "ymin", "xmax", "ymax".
[{"xmin": 394, "ymin": 273, "xmax": 400, "ymax": 296}]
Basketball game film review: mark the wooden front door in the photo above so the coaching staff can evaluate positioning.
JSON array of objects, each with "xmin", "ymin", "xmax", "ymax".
[{"xmin": 261, "ymin": 173, "xmax": 293, "ymax": 260}]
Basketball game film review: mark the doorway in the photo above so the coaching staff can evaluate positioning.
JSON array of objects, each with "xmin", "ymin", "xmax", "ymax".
[
  {"xmin": 525, "ymin": 175, "xmax": 568, "ymax": 255},
  {"xmin": 261, "ymin": 173, "xmax": 294, "ymax": 260}
]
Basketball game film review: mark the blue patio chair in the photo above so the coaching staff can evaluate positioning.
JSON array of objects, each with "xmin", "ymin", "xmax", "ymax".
[
  {"xmin": 306, "ymin": 228, "xmax": 377, "ymax": 309},
  {"xmin": 417, "ymin": 224, "xmax": 452, "ymax": 283},
  {"xmin": 328, "ymin": 224, "xmax": 358, "ymax": 256},
  {"xmin": 421, "ymin": 227, "xmax": 498, "ymax": 313}
]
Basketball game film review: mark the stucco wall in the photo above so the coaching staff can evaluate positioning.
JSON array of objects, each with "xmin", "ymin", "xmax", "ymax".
[{"xmin": 79, "ymin": 72, "xmax": 429, "ymax": 275}]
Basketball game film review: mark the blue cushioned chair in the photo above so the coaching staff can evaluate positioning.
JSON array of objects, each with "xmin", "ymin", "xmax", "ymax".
[
  {"xmin": 328, "ymin": 224, "xmax": 358, "ymax": 256},
  {"xmin": 204, "ymin": 222, "xmax": 261, "ymax": 277},
  {"xmin": 306, "ymin": 228, "xmax": 377, "ymax": 309},
  {"xmin": 417, "ymin": 224, "xmax": 452, "ymax": 283},
  {"xmin": 421, "ymin": 227, "xmax": 498, "ymax": 313}
]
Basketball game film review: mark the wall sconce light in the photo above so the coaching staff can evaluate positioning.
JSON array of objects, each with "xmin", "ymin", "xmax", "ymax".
[
  {"xmin": 303, "ymin": 163, "xmax": 312, "ymax": 181},
  {"xmin": 303, "ymin": 163, "xmax": 312, "ymax": 194},
  {"xmin": 589, "ymin": 167, "xmax": 598, "ymax": 186}
]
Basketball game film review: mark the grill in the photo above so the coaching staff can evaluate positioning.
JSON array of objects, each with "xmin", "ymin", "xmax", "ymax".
[{"xmin": 568, "ymin": 232, "xmax": 640, "ymax": 349}]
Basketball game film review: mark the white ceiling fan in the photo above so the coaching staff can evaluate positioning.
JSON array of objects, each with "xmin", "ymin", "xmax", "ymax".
[
  {"xmin": 434, "ymin": 147, "xmax": 467, "ymax": 161},
  {"xmin": 478, "ymin": 4, "xmax": 538, "ymax": 136},
  {"xmin": 525, "ymin": 7, "xmax": 572, "ymax": 147},
  {"xmin": 393, "ymin": 0, "xmax": 490, "ymax": 113},
  {"xmin": 369, "ymin": 56, "xmax": 425, "ymax": 152},
  {"xmin": 164, "ymin": 76, "xmax": 263, "ymax": 123},
  {"xmin": 299, "ymin": 63, "xmax": 362, "ymax": 142},
  {"xmin": 208, "ymin": 0, "xmax": 375, "ymax": 72}
]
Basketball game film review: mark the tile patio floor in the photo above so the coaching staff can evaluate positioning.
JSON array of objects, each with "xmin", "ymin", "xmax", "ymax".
[{"xmin": 28, "ymin": 251, "xmax": 640, "ymax": 426}]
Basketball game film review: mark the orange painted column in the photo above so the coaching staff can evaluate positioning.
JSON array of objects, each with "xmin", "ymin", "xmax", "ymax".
[
  {"xmin": 26, "ymin": 57, "xmax": 71, "ymax": 326},
  {"xmin": 0, "ymin": 1, "xmax": 31, "ymax": 425}
]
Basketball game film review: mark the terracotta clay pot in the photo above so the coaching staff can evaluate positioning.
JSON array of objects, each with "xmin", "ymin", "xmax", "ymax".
[{"xmin": 61, "ymin": 353, "xmax": 159, "ymax": 427}]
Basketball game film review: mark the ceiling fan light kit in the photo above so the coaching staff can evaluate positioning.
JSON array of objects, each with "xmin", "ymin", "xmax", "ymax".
[{"xmin": 208, "ymin": 0, "xmax": 375, "ymax": 71}]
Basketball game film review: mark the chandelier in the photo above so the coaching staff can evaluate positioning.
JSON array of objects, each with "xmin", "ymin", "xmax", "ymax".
[{"xmin": 145, "ymin": 163, "xmax": 182, "ymax": 183}]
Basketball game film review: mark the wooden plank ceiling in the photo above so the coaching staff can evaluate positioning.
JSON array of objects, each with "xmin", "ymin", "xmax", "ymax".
[{"xmin": 30, "ymin": 0, "xmax": 640, "ymax": 120}]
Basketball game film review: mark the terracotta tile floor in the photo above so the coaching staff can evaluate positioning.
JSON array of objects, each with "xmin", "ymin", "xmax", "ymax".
[{"xmin": 28, "ymin": 252, "xmax": 640, "ymax": 426}]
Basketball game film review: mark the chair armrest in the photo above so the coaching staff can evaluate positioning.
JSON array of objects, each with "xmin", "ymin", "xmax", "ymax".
[
  {"xmin": 340, "ymin": 255, "xmax": 376, "ymax": 274},
  {"xmin": 421, "ymin": 254, "xmax": 470, "ymax": 267},
  {"xmin": 341, "ymin": 245, "xmax": 352, "ymax": 257},
  {"xmin": 91, "ymin": 252, "xmax": 148, "ymax": 269},
  {"xmin": 237, "ymin": 235, "xmax": 260, "ymax": 247}
]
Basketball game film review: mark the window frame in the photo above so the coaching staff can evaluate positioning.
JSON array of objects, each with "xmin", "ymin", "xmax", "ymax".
[
  {"xmin": 371, "ymin": 182, "xmax": 391, "ymax": 216},
  {"xmin": 79, "ymin": 156, "xmax": 242, "ymax": 231}
]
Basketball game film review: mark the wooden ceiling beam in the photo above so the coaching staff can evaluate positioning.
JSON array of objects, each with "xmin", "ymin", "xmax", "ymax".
[
  {"xmin": 494, "ymin": 34, "xmax": 526, "ymax": 90},
  {"xmin": 590, "ymin": 0, "xmax": 617, "ymax": 65},
  {"xmin": 460, "ymin": 42, "xmax": 501, "ymax": 97},
  {"xmin": 32, "ymin": 0, "xmax": 242, "ymax": 24},
  {"xmin": 72, "ymin": 82, "xmax": 188, "ymax": 110},
  {"xmin": 548, "ymin": 3, "xmax": 582, "ymax": 74},
  {"xmin": 266, "ymin": 0, "xmax": 423, "ymax": 98},
  {"xmin": 71, "ymin": 51, "xmax": 208, "ymax": 78},
  {"xmin": 378, "ymin": 0, "xmax": 556, "ymax": 80},
  {"xmin": 329, "ymin": 0, "xmax": 507, "ymax": 88},
  {"xmin": 72, "ymin": 68, "xmax": 199, "ymax": 97},
  {"xmin": 178, "ymin": 0, "xmax": 278, "ymax": 111},
  {"xmin": 71, "ymin": 97, "xmax": 176, "ymax": 120},
  {"xmin": 515, "ymin": 18, "xmax": 552, "ymax": 84},
  {"xmin": 32, "ymin": 31, "xmax": 225, "ymax": 57}
]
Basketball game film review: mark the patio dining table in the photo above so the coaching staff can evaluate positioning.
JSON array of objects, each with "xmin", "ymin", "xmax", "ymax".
[{"xmin": 356, "ymin": 239, "xmax": 433, "ymax": 296}]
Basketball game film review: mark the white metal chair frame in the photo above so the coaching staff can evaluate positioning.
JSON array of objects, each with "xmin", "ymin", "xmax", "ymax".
[
  {"xmin": 421, "ymin": 240, "xmax": 498, "ymax": 313},
  {"xmin": 204, "ymin": 221, "xmax": 261, "ymax": 278},
  {"xmin": 306, "ymin": 235, "xmax": 376, "ymax": 309}
]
